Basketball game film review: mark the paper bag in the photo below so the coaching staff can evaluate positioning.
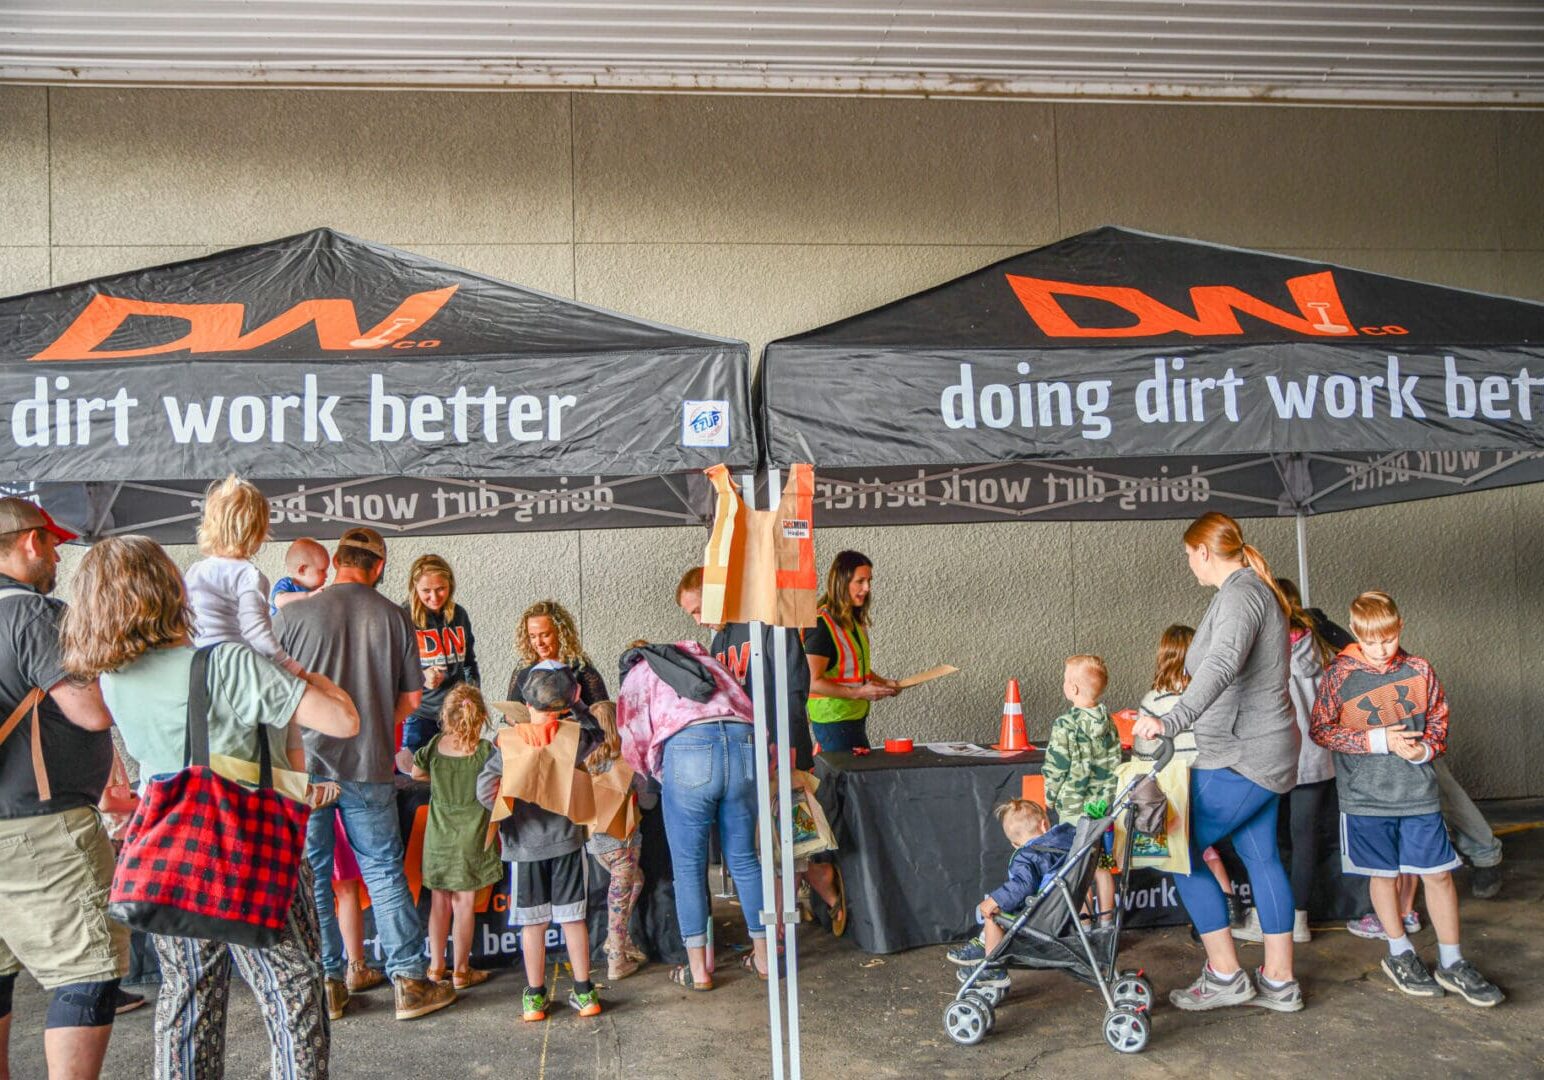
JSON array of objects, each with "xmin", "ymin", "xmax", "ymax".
[
  {"xmin": 701, "ymin": 463, "xmax": 818, "ymax": 629},
  {"xmin": 1112, "ymin": 757, "xmax": 1191, "ymax": 875},
  {"xmin": 760, "ymin": 769, "xmax": 837, "ymax": 859}
]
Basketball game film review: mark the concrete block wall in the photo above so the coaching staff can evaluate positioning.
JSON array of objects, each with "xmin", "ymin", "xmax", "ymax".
[{"xmin": 4, "ymin": 86, "xmax": 1540, "ymax": 796}]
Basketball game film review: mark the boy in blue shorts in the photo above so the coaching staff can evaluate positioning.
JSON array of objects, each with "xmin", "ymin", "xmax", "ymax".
[{"xmin": 1310, "ymin": 591, "xmax": 1503, "ymax": 1007}]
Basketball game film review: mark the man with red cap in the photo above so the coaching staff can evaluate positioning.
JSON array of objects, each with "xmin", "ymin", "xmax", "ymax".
[{"xmin": 0, "ymin": 498, "xmax": 126, "ymax": 1080}]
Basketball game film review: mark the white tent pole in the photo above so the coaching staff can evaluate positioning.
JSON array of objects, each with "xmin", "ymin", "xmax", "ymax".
[
  {"xmin": 1295, "ymin": 511, "xmax": 1311, "ymax": 608},
  {"xmin": 743, "ymin": 471, "xmax": 787, "ymax": 1080},
  {"xmin": 766, "ymin": 467, "xmax": 803, "ymax": 1080}
]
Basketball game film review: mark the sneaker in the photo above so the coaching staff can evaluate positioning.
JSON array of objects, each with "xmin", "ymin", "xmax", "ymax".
[
  {"xmin": 393, "ymin": 975, "xmax": 455, "ymax": 1021},
  {"xmin": 1470, "ymin": 865, "xmax": 1503, "ymax": 900},
  {"xmin": 606, "ymin": 954, "xmax": 642, "ymax": 981},
  {"xmin": 1434, "ymin": 960, "xmax": 1505, "ymax": 1007},
  {"xmin": 1231, "ymin": 907, "xmax": 1263, "ymax": 943},
  {"xmin": 325, "ymin": 978, "xmax": 350, "ymax": 1021},
  {"xmin": 568, "ymin": 987, "xmax": 603, "ymax": 1018},
  {"xmin": 1246, "ymin": 967, "xmax": 1304, "ymax": 1013},
  {"xmin": 113, "ymin": 988, "xmax": 147, "ymax": 1015},
  {"xmin": 1169, "ymin": 965, "xmax": 1257, "ymax": 1011},
  {"xmin": 1346, "ymin": 913, "xmax": 1390, "ymax": 940},
  {"xmin": 522, "ymin": 985, "xmax": 550, "ymax": 1022},
  {"xmin": 1380, "ymin": 953, "xmax": 1444, "ymax": 998},
  {"xmin": 1292, "ymin": 910, "xmax": 1312, "ymax": 945},
  {"xmin": 947, "ymin": 938, "xmax": 986, "ymax": 966},
  {"xmin": 1403, "ymin": 911, "xmax": 1422, "ymax": 935},
  {"xmin": 346, "ymin": 960, "xmax": 387, "ymax": 993},
  {"xmin": 956, "ymin": 964, "xmax": 1009, "ymax": 985}
]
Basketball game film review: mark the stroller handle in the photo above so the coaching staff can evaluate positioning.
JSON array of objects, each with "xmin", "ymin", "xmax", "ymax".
[{"xmin": 1146, "ymin": 734, "xmax": 1175, "ymax": 773}]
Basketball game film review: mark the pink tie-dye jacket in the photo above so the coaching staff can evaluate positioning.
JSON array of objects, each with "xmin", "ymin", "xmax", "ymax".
[{"xmin": 616, "ymin": 641, "xmax": 755, "ymax": 779}]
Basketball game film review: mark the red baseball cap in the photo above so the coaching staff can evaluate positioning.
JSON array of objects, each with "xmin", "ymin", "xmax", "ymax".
[{"xmin": 0, "ymin": 497, "xmax": 79, "ymax": 543}]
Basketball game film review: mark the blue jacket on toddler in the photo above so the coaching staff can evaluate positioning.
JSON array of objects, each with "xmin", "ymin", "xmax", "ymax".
[{"xmin": 987, "ymin": 822, "xmax": 1076, "ymax": 915}]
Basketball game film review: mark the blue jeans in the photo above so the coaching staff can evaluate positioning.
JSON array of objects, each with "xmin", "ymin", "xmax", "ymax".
[
  {"xmin": 400, "ymin": 713, "xmax": 437, "ymax": 756},
  {"xmin": 305, "ymin": 779, "xmax": 425, "ymax": 980},
  {"xmin": 1173, "ymin": 767, "xmax": 1294, "ymax": 936},
  {"xmin": 660, "ymin": 721, "xmax": 765, "ymax": 947},
  {"xmin": 811, "ymin": 718, "xmax": 868, "ymax": 754}
]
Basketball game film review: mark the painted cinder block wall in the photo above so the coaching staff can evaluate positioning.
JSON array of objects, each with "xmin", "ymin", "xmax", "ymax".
[{"xmin": 4, "ymin": 87, "xmax": 1540, "ymax": 796}]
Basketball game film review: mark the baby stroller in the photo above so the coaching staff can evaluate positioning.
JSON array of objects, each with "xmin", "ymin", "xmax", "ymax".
[{"xmin": 944, "ymin": 738, "xmax": 1176, "ymax": 1054}]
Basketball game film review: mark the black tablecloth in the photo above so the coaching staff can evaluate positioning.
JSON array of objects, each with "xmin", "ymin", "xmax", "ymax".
[{"xmin": 814, "ymin": 752, "xmax": 1368, "ymax": 955}]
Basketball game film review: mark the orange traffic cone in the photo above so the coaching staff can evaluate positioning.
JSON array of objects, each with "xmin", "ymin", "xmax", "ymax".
[{"xmin": 993, "ymin": 678, "xmax": 1033, "ymax": 751}]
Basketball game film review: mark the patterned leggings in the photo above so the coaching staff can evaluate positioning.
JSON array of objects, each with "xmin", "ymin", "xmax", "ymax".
[
  {"xmin": 151, "ymin": 864, "xmax": 328, "ymax": 1080},
  {"xmin": 594, "ymin": 845, "xmax": 643, "ymax": 959}
]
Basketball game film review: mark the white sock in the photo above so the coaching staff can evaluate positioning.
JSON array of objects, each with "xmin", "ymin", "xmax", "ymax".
[
  {"xmin": 1438, "ymin": 943, "xmax": 1463, "ymax": 968},
  {"xmin": 1388, "ymin": 935, "xmax": 1416, "ymax": 958},
  {"xmin": 1259, "ymin": 971, "xmax": 1292, "ymax": 989}
]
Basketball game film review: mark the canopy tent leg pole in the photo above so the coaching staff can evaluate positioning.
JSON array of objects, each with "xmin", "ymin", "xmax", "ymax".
[
  {"xmin": 743, "ymin": 471, "xmax": 787, "ymax": 1080},
  {"xmin": 1295, "ymin": 511, "xmax": 1311, "ymax": 608},
  {"xmin": 766, "ymin": 466, "xmax": 802, "ymax": 1080}
]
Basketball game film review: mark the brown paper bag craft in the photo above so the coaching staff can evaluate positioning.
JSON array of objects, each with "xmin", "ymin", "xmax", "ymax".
[
  {"xmin": 485, "ymin": 714, "xmax": 640, "ymax": 847},
  {"xmin": 700, "ymin": 463, "xmax": 818, "ymax": 629}
]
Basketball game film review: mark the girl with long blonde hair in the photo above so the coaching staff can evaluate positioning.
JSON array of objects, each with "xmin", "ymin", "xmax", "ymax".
[
  {"xmin": 398, "ymin": 553, "xmax": 480, "ymax": 756},
  {"xmin": 1131, "ymin": 512, "xmax": 1301, "ymax": 1013}
]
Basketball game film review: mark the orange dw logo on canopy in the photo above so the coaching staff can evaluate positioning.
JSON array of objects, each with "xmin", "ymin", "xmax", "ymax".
[
  {"xmin": 700, "ymin": 463, "xmax": 817, "ymax": 629},
  {"xmin": 1004, "ymin": 270, "xmax": 1358, "ymax": 338},
  {"xmin": 29, "ymin": 285, "xmax": 458, "ymax": 360}
]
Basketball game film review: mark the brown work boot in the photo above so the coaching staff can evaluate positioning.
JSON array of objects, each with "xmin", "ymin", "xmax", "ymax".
[
  {"xmin": 393, "ymin": 975, "xmax": 456, "ymax": 1021},
  {"xmin": 325, "ymin": 978, "xmax": 350, "ymax": 1021},
  {"xmin": 346, "ymin": 960, "xmax": 387, "ymax": 993}
]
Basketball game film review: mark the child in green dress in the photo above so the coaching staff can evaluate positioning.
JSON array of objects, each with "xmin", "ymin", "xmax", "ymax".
[{"xmin": 411, "ymin": 683, "xmax": 503, "ymax": 989}]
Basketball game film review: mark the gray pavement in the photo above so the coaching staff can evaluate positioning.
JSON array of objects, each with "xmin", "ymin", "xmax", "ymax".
[{"xmin": 7, "ymin": 799, "xmax": 1543, "ymax": 1079}]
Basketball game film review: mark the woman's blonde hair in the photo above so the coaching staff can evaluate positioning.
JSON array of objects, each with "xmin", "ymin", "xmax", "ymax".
[
  {"xmin": 1152, "ymin": 624, "xmax": 1194, "ymax": 693},
  {"xmin": 1277, "ymin": 577, "xmax": 1337, "ymax": 667},
  {"xmin": 817, "ymin": 550, "xmax": 873, "ymax": 631},
  {"xmin": 437, "ymin": 683, "xmax": 488, "ymax": 748},
  {"xmin": 515, "ymin": 599, "xmax": 590, "ymax": 667},
  {"xmin": 61, "ymin": 536, "xmax": 192, "ymax": 678},
  {"xmin": 1182, "ymin": 512, "xmax": 1290, "ymax": 618},
  {"xmin": 196, "ymin": 474, "xmax": 270, "ymax": 559},
  {"xmin": 407, "ymin": 554, "xmax": 457, "ymax": 628}
]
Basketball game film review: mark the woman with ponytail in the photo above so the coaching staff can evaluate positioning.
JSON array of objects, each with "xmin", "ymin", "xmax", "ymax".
[{"xmin": 1132, "ymin": 512, "xmax": 1302, "ymax": 1014}]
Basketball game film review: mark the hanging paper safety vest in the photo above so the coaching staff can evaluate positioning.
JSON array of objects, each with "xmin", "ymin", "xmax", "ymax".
[{"xmin": 700, "ymin": 463, "xmax": 818, "ymax": 629}]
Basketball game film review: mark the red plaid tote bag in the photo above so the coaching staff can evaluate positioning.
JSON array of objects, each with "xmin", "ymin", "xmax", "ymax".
[{"xmin": 109, "ymin": 646, "xmax": 310, "ymax": 948}]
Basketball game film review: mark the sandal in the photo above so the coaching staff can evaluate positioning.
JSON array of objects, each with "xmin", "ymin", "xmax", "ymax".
[
  {"xmin": 425, "ymin": 966, "xmax": 449, "ymax": 986},
  {"xmin": 830, "ymin": 864, "xmax": 848, "ymax": 939},
  {"xmin": 453, "ymin": 967, "xmax": 491, "ymax": 989},
  {"xmin": 669, "ymin": 964, "xmax": 713, "ymax": 992},
  {"xmin": 742, "ymin": 953, "xmax": 768, "ymax": 982}
]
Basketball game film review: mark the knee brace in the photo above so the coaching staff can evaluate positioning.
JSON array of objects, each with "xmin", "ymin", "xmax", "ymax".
[
  {"xmin": 45, "ymin": 978, "xmax": 119, "ymax": 1029},
  {"xmin": 0, "ymin": 972, "xmax": 15, "ymax": 1019}
]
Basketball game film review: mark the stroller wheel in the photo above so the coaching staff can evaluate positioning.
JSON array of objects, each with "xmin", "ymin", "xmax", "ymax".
[
  {"xmin": 961, "ymin": 991, "xmax": 997, "ymax": 1031},
  {"xmin": 943, "ymin": 998, "xmax": 990, "ymax": 1046},
  {"xmin": 1102, "ymin": 1006, "xmax": 1150, "ymax": 1054},
  {"xmin": 1113, "ymin": 972, "xmax": 1153, "ymax": 1011},
  {"xmin": 978, "ymin": 981, "xmax": 1007, "ymax": 1008}
]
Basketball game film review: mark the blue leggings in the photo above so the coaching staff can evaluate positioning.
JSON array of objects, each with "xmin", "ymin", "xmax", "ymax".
[{"xmin": 1174, "ymin": 768, "xmax": 1293, "ymax": 935}]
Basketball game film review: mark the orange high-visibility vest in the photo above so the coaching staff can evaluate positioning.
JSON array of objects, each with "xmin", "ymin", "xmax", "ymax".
[{"xmin": 700, "ymin": 464, "xmax": 817, "ymax": 629}]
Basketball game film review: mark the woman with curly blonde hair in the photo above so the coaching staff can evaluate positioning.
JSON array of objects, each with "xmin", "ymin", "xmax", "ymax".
[
  {"xmin": 507, "ymin": 600, "xmax": 608, "ymax": 708},
  {"xmin": 61, "ymin": 535, "xmax": 357, "ymax": 1080}
]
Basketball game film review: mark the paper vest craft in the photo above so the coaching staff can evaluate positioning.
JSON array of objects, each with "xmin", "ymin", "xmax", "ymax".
[
  {"xmin": 700, "ymin": 462, "xmax": 818, "ymax": 629},
  {"xmin": 484, "ymin": 716, "xmax": 640, "ymax": 846}
]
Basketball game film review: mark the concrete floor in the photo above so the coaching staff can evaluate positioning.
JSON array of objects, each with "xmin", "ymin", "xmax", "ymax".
[{"xmin": 8, "ymin": 800, "xmax": 1543, "ymax": 1079}]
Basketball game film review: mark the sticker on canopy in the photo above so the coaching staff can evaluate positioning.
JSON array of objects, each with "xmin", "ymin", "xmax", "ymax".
[{"xmin": 681, "ymin": 400, "xmax": 730, "ymax": 448}]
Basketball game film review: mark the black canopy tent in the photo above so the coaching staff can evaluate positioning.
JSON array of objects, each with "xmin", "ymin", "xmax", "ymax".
[
  {"xmin": 0, "ymin": 228, "xmax": 753, "ymax": 539},
  {"xmin": 759, "ymin": 227, "xmax": 1544, "ymax": 532}
]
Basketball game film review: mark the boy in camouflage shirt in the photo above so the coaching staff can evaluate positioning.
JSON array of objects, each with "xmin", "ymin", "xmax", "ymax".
[{"xmin": 1041, "ymin": 655, "xmax": 1121, "ymax": 925}]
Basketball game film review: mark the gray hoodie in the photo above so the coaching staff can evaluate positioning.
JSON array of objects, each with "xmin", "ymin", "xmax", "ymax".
[{"xmin": 1160, "ymin": 567, "xmax": 1299, "ymax": 794}]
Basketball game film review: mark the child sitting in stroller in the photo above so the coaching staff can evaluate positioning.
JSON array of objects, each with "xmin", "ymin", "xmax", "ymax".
[{"xmin": 947, "ymin": 799, "xmax": 1075, "ymax": 975}]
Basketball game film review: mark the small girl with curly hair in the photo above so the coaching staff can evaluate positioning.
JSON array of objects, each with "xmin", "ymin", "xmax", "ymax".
[{"xmin": 410, "ymin": 683, "xmax": 503, "ymax": 988}]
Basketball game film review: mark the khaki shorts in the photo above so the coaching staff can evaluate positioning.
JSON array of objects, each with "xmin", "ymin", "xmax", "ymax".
[{"xmin": 0, "ymin": 806, "xmax": 129, "ymax": 988}]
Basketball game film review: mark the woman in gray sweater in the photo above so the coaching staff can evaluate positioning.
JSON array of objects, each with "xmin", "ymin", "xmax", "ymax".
[{"xmin": 1132, "ymin": 512, "xmax": 1302, "ymax": 1014}]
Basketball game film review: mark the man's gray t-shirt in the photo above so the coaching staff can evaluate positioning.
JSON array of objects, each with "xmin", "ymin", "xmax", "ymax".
[{"xmin": 275, "ymin": 583, "xmax": 422, "ymax": 784}]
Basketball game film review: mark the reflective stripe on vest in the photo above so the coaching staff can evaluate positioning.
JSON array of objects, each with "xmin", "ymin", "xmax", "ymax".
[{"xmin": 807, "ymin": 608, "xmax": 868, "ymax": 698}]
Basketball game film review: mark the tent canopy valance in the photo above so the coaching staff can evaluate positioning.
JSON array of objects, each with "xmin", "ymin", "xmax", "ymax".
[
  {"xmin": 758, "ymin": 227, "xmax": 1544, "ymax": 525},
  {"xmin": 0, "ymin": 229, "xmax": 752, "ymax": 539}
]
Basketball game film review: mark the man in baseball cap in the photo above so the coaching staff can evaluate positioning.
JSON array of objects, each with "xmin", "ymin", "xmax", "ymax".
[
  {"xmin": 274, "ymin": 529, "xmax": 452, "ymax": 1021},
  {"xmin": 0, "ymin": 497, "xmax": 124, "ymax": 1080}
]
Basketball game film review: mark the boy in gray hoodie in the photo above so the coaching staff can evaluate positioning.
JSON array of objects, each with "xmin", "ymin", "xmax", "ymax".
[
  {"xmin": 477, "ymin": 663, "xmax": 603, "ymax": 1021},
  {"xmin": 1309, "ymin": 591, "xmax": 1502, "ymax": 1008}
]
